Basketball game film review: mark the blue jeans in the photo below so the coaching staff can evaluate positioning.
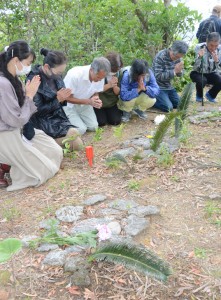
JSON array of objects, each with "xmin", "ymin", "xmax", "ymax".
[{"xmin": 153, "ymin": 88, "xmax": 180, "ymax": 112}]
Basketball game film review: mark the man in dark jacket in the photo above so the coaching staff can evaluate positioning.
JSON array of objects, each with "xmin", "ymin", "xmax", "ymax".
[{"xmin": 196, "ymin": 5, "xmax": 221, "ymax": 43}]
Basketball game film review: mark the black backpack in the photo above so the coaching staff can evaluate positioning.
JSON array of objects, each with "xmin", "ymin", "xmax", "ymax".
[{"xmin": 197, "ymin": 18, "xmax": 217, "ymax": 43}]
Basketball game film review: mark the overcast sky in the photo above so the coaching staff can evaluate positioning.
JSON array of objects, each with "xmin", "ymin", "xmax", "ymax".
[{"xmin": 173, "ymin": 0, "xmax": 221, "ymax": 18}]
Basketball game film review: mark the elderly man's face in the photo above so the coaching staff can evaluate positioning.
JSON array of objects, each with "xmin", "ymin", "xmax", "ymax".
[
  {"xmin": 207, "ymin": 40, "xmax": 219, "ymax": 53},
  {"xmin": 169, "ymin": 51, "xmax": 184, "ymax": 61},
  {"xmin": 90, "ymin": 69, "xmax": 106, "ymax": 82}
]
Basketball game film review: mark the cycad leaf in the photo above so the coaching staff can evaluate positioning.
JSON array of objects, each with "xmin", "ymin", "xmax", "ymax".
[
  {"xmin": 0, "ymin": 238, "xmax": 22, "ymax": 263},
  {"xmin": 89, "ymin": 243, "xmax": 172, "ymax": 281},
  {"xmin": 177, "ymin": 82, "xmax": 194, "ymax": 114},
  {"xmin": 151, "ymin": 111, "xmax": 181, "ymax": 152},
  {"xmin": 175, "ymin": 83, "xmax": 194, "ymax": 136}
]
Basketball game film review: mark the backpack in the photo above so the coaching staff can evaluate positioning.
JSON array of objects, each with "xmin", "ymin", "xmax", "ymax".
[{"xmin": 197, "ymin": 18, "xmax": 217, "ymax": 43}]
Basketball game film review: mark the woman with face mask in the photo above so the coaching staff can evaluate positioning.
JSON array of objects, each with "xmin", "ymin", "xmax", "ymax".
[
  {"xmin": 0, "ymin": 40, "xmax": 63, "ymax": 191},
  {"xmin": 24, "ymin": 48, "xmax": 83, "ymax": 151}
]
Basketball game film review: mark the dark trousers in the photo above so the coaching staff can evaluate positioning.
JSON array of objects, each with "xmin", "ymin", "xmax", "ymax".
[
  {"xmin": 190, "ymin": 71, "xmax": 221, "ymax": 98},
  {"xmin": 94, "ymin": 104, "xmax": 122, "ymax": 126}
]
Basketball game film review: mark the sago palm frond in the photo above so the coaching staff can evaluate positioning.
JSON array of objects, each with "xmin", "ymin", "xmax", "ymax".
[
  {"xmin": 89, "ymin": 243, "xmax": 172, "ymax": 281},
  {"xmin": 175, "ymin": 82, "xmax": 194, "ymax": 137},
  {"xmin": 150, "ymin": 111, "xmax": 181, "ymax": 152}
]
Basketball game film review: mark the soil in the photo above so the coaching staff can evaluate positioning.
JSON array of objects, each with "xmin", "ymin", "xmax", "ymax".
[{"xmin": 0, "ymin": 99, "xmax": 221, "ymax": 300}]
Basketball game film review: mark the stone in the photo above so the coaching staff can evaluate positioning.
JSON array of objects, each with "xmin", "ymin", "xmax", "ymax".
[
  {"xmin": 21, "ymin": 235, "xmax": 38, "ymax": 248},
  {"xmin": 111, "ymin": 147, "xmax": 136, "ymax": 158},
  {"xmin": 108, "ymin": 199, "xmax": 138, "ymax": 211},
  {"xmin": 37, "ymin": 243, "xmax": 59, "ymax": 252},
  {"xmin": 64, "ymin": 256, "xmax": 90, "ymax": 273},
  {"xmin": 64, "ymin": 245, "xmax": 87, "ymax": 254},
  {"xmin": 71, "ymin": 217, "xmax": 114, "ymax": 235},
  {"xmin": 122, "ymin": 137, "xmax": 150, "ymax": 150},
  {"xmin": 55, "ymin": 206, "xmax": 84, "ymax": 222},
  {"xmin": 98, "ymin": 208, "xmax": 123, "ymax": 217},
  {"xmin": 129, "ymin": 205, "xmax": 160, "ymax": 217},
  {"xmin": 39, "ymin": 218, "xmax": 60, "ymax": 230},
  {"xmin": 107, "ymin": 221, "xmax": 121, "ymax": 235},
  {"xmin": 124, "ymin": 215, "xmax": 149, "ymax": 236},
  {"xmin": 70, "ymin": 270, "xmax": 91, "ymax": 286},
  {"xmin": 84, "ymin": 194, "xmax": 107, "ymax": 205},
  {"xmin": 43, "ymin": 250, "xmax": 67, "ymax": 266}
]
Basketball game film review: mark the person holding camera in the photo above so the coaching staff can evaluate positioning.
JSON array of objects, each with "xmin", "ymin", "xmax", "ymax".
[{"xmin": 190, "ymin": 32, "xmax": 221, "ymax": 103}]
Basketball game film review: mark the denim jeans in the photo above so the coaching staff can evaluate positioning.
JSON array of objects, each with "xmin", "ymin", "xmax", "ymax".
[{"xmin": 153, "ymin": 88, "xmax": 180, "ymax": 112}]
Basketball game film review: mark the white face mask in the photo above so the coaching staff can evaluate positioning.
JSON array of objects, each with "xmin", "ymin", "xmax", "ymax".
[{"xmin": 15, "ymin": 61, "xmax": 32, "ymax": 76}]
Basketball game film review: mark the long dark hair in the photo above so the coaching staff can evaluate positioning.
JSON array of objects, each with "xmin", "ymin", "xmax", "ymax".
[
  {"xmin": 130, "ymin": 59, "xmax": 149, "ymax": 82},
  {"xmin": 0, "ymin": 40, "xmax": 36, "ymax": 107},
  {"xmin": 40, "ymin": 48, "xmax": 67, "ymax": 67}
]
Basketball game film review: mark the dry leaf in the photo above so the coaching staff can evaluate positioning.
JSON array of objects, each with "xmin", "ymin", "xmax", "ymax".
[
  {"xmin": 0, "ymin": 290, "xmax": 9, "ymax": 300},
  {"xmin": 83, "ymin": 288, "xmax": 96, "ymax": 300},
  {"xmin": 68, "ymin": 286, "xmax": 81, "ymax": 295}
]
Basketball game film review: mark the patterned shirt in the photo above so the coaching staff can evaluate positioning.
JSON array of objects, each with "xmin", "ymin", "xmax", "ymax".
[
  {"xmin": 193, "ymin": 43, "xmax": 221, "ymax": 74},
  {"xmin": 152, "ymin": 48, "xmax": 182, "ymax": 90}
]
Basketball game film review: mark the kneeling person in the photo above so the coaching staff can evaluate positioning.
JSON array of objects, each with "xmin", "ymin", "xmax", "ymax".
[{"xmin": 118, "ymin": 59, "xmax": 159, "ymax": 122}]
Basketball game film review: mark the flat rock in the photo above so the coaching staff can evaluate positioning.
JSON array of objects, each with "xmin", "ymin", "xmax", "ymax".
[
  {"xmin": 129, "ymin": 205, "xmax": 160, "ymax": 217},
  {"xmin": 37, "ymin": 243, "xmax": 59, "ymax": 252},
  {"xmin": 71, "ymin": 217, "xmax": 114, "ymax": 235},
  {"xmin": 108, "ymin": 199, "xmax": 138, "ymax": 211},
  {"xmin": 124, "ymin": 215, "xmax": 149, "ymax": 236},
  {"xmin": 84, "ymin": 194, "xmax": 107, "ymax": 205},
  {"xmin": 55, "ymin": 206, "xmax": 84, "ymax": 222},
  {"xmin": 43, "ymin": 250, "xmax": 67, "ymax": 266}
]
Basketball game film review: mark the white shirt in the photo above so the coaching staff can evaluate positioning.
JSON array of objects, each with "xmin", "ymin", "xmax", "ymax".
[{"xmin": 64, "ymin": 65, "xmax": 104, "ymax": 108}]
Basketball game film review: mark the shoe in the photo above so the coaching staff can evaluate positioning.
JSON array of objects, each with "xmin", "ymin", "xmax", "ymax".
[
  {"xmin": 121, "ymin": 111, "xmax": 131, "ymax": 123},
  {"xmin": 133, "ymin": 109, "xmax": 148, "ymax": 120},
  {"xmin": 0, "ymin": 167, "xmax": 8, "ymax": 188},
  {"xmin": 205, "ymin": 92, "xmax": 217, "ymax": 103},
  {"xmin": 196, "ymin": 95, "xmax": 203, "ymax": 102}
]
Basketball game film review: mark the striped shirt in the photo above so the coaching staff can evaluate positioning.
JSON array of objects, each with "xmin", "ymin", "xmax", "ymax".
[{"xmin": 152, "ymin": 49, "xmax": 182, "ymax": 90}]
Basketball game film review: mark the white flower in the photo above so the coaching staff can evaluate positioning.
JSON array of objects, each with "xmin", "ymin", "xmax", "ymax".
[
  {"xmin": 96, "ymin": 224, "xmax": 112, "ymax": 241},
  {"xmin": 154, "ymin": 114, "xmax": 166, "ymax": 125}
]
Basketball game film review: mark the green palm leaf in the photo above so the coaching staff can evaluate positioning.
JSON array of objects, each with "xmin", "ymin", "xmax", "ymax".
[
  {"xmin": 150, "ymin": 111, "xmax": 181, "ymax": 152},
  {"xmin": 175, "ymin": 82, "xmax": 194, "ymax": 136},
  {"xmin": 89, "ymin": 243, "xmax": 172, "ymax": 281}
]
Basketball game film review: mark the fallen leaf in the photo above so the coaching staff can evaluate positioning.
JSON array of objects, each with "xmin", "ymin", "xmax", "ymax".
[
  {"xmin": 83, "ymin": 288, "xmax": 96, "ymax": 300},
  {"xmin": 68, "ymin": 286, "xmax": 81, "ymax": 295}
]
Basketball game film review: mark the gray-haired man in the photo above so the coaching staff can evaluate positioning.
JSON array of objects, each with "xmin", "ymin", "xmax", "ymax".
[
  {"xmin": 152, "ymin": 40, "xmax": 189, "ymax": 112},
  {"xmin": 64, "ymin": 57, "xmax": 111, "ymax": 134}
]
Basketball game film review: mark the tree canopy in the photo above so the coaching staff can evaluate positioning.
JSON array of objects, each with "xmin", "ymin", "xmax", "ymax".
[{"xmin": 0, "ymin": 0, "xmax": 200, "ymax": 66}]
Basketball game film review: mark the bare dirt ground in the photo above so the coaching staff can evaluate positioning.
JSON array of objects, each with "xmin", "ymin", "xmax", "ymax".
[{"xmin": 0, "ymin": 98, "xmax": 221, "ymax": 300}]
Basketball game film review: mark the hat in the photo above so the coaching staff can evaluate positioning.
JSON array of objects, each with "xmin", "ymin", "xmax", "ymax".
[{"xmin": 212, "ymin": 5, "xmax": 221, "ymax": 14}]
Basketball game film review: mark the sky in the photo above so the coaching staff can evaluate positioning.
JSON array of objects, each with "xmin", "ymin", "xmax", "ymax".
[{"xmin": 172, "ymin": 0, "xmax": 221, "ymax": 18}]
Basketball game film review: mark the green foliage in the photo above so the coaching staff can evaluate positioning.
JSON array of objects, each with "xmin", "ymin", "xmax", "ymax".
[
  {"xmin": 30, "ymin": 230, "xmax": 98, "ymax": 249},
  {"xmin": 0, "ymin": 238, "xmax": 22, "ymax": 263},
  {"xmin": 204, "ymin": 201, "xmax": 221, "ymax": 227},
  {"xmin": 173, "ymin": 46, "xmax": 196, "ymax": 92},
  {"xmin": 127, "ymin": 180, "xmax": 140, "ymax": 191},
  {"xmin": 194, "ymin": 247, "xmax": 207, "ymax": 259},
  {"xmin": 89, "ymin": 242, "xmax": 172, "ymax": 281},
  {"xmin": 156, "ymin": 144, "xmax": 174, "ymax": 167},
  {"xmin": 175, "ymin": 82, "xmax": 195, "ymax": 137},
  {"xmin": 61, "ymin": 134, "xmax": 80, "ymax": 158},
  {"xmin": 151, "ymin": 111, "xmax": 181, "ymax": 152},
  {"xmin": 113, "ymin": 124, "xmax": 126, "ymax": 139},
  {"xmin": 0, "ymin": 0, "xmax": 200, "ymax": 67},
  {"xmin": 93, "ymin": 128, "xmax": 104, "ymax": 142},
  {"xmin": 106, "ymin": 154, "xmax": 128, "ymax": 169}
]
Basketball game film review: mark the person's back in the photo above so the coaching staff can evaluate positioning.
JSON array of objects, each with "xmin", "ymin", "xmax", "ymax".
[{"xmin": 196, "ymin": 5, "xmax": 221, "ymax": 43}]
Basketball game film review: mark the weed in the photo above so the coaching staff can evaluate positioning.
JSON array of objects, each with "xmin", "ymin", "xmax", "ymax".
[
  {"xmin": 156, "ymin": 144, "xmax": 174, "ymax": 167},
  {"xmin": 93, "ymin": 128, "xmax": 104, "ymax": 142},
  {"xmin": 106, "ymin": 159, "xmax": 122, "ymax": 170},
  {"xmin": 62, "ymin": 135, "xmax": 80, "ymax": 159},
  {"xmin": 113, "ymin": 124, "xmax": 126, "ymax": 139},
  {"xmin": 194, "ymin": 247, "xmax": 207, "ymax": 259},
  {"xmin": 171, "ymin": 175, "xmax": 180, "ymax": 182},
  {"xmin": 178, "ymin": 122, "xmax": 192, "ymax": 145},
  {"xmin": 205, "ymin": 202, "xmax": 221, "ymax": 218},
  {"xmin": 2, "ymin": 207, "xmax": 20, "ymax": 221},
  {"xmin": 133, "ymin": 151, "xmax": 143, "ymax": 162},
  {"xmin": 128, "ymin": 180, "xmax": 140, "ymax": 191}
]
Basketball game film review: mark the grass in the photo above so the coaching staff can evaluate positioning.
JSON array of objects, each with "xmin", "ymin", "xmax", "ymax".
[
  {"xmin": 156, "ymin": 144, "xmax": 174, "ymax": 167},
  {"xmin": 127, "ymin": 180, "xmax": 140, "ymax": 191}
]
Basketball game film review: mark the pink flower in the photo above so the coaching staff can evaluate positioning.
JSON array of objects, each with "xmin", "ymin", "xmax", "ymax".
[
  {"xmin": 96, "ymin": 224, "xmax": 112, "ymax": 241},
  {"xmin": 219, "ymin": 107, "xmax": 221, "ymax": 111}
]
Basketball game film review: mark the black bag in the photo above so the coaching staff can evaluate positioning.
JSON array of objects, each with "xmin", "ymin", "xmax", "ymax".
[{"xmin": 197, "ymin": 18, "xmax": 216, "ymax": 43}]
